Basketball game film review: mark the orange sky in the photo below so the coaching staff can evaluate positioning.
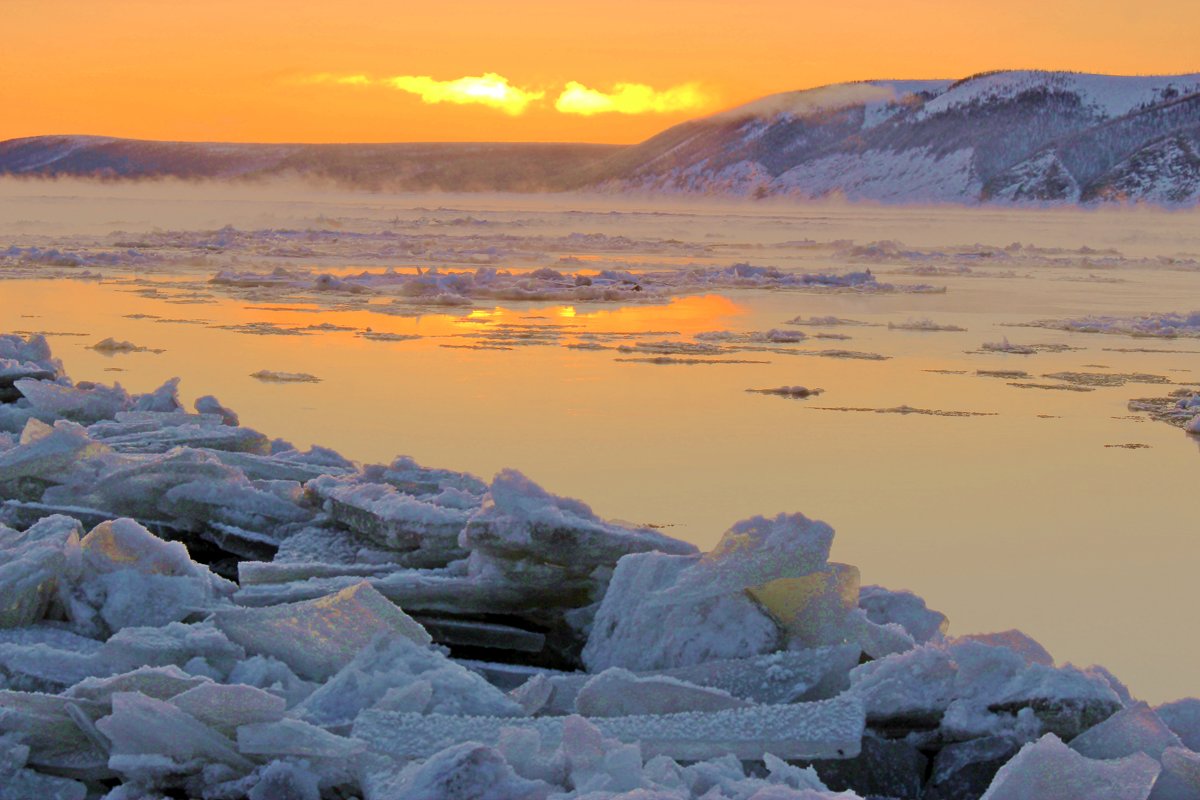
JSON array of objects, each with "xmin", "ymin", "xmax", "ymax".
[{"xmin": 3, "ymin": 0, "xmax": 1199, "ymax": 144}]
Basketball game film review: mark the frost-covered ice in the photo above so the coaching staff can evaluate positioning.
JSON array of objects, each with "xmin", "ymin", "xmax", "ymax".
[
  {"xmin": 1023, "ymin": 311, "xmax": 1200, "ymax": 338},
  {"xmin": 573, "ymin": 668, "xmax": 751, "ymax": 717},
  {"xmin": 355, "ymin": 696, "xmax": 866, "ymax": 761},
  {"xmin": 888, "ymin": 318, "xmax": 967, "ymax": 332},
  {"xmin": 748, "ymin": 386, "xmax": 824, "ymax": 399},
  {"xmin": 87, "ymin": 338, "xmax": 163, "ymax": 355},
  {"xmin": 205, "ymin": 262, "xmax": 941, "ymax": 307},
  {"xmin": 0, "ymin": 331, "xmax": 1197, "ymax": 799},
  {"xmin": 249, "ymin": 370, "xmax": 322, "ymax": 383},
  {"xmin": 980, "ymin": 338, "xmax": 1038, "ymax": 355},
  {"xmin": 979, "ymin": 733, "xmax": 1160, "ymax": 800},
  {"xmin": 212, "ymin": 582, "xmax": 431, "ymax": 680}
]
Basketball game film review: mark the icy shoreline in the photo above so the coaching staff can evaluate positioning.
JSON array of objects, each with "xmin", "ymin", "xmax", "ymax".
[{"xmin": 2, "ymin": 331, "xmax": 1199, "ymax": 800}]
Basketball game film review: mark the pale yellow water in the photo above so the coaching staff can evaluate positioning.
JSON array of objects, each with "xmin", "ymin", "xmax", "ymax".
[{"xmin": 2, "ymin": 181, "xmax": 1199, "ymax": 702}]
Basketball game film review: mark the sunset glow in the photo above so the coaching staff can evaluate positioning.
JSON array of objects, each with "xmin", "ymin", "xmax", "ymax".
[
  {"xmin": 383, "ymin": 73, "xmax": 545, "ymax": 115},
  {"xmin": 555, "ymin": 81, "xmax": 709, "ymax": 116},
  {"xmin": 3, "ymin": 0, "xmax": 1199, "ymax": 144}
]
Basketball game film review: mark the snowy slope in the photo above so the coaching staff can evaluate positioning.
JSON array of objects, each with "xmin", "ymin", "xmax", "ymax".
[
  {"xmin": 604, "ymin": 71, "xmax": 1200, "ymax": 205},
  {"xmin": 917, "ymin": 71, "xmax": 1200, "ymax": 120}
]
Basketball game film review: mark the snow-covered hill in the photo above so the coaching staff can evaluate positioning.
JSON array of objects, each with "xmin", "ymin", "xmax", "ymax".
[
  {"xmin": 602, "ymin": 71, "xmax": 1200, "ymax": 205},
  {"xmin": 4, "ymin": 71, "xmax": 1200, "ymax": 204}
]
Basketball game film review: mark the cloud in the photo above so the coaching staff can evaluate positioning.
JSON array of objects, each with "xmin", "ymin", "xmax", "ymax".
[
  {"xmin": 383, "ymin": 73, "xmax": 543, "ymax": 115},
  {"xmin": 304, "ymin": 73, "xmax": 372, "ymax": 86},
  {"xmin": 555, "ymin": 81, "xmax": 709, "ymax": 115},
  {"xmin": 303, "ymin": 73, "xmax": 709, "ymax": 117},
  {"xmin": 304, "ymin": 72, "xmax": 543, "ymax": 115}
]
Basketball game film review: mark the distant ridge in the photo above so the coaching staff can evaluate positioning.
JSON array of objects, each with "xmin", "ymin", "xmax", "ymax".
[
  {"xmin": 0, "ymin": 137, "xmax": 623, "ymax": 192},
  {"xmin": 4, "ymin": 71, "xmax": 1200, "ymax": 204}
]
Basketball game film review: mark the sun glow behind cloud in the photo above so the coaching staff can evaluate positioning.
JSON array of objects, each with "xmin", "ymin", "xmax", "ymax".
[
  {"xmin": 306, "ymin": 72, "xmax": 544, "ymax": 114},
  {"xmin": 554, "ymin": 82, "xmax": 709, "ymax": 115},
  {"xmin": 384, "ymin": 73, "xmax": 544, "ymax": 115},
  {"xmin": 305, "ymin": 73, "xmax": 709, "ymax": 117}
]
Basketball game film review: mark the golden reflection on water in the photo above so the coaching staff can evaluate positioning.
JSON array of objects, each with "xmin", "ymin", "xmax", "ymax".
[
  {"xmin": 220, "ymin": 292, "xmax": 744, "ymax": 340},
  {"xmin": 3, "ymin": 273, "xmax": 1200, "ymax": 704}
]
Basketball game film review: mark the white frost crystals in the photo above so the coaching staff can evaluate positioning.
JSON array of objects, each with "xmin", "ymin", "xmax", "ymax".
[
  {"xmin": 0, "ymin": 331, "xmax": 1197, "ymax": 800},
  {"xmin": 1023, "ymin": 310, "xmax": 1200, "ymax": 338}
]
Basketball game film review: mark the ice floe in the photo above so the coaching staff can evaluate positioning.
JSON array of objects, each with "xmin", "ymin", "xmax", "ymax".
[
  {"xmin": 1022, "ymin": 311, "xmax": 1200, "ymax": 338},
  {"xmin": 249, "ymin": 370, "xmax": 322, "ymax": 383}
]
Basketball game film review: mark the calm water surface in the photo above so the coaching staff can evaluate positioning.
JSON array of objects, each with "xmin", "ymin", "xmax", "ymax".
[{"xmin": 2, "ymin": 190, "xmax": 1198, "ymax": 702}]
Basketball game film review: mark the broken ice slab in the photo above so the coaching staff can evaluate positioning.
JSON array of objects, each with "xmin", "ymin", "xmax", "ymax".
[
  {"xmin": 80, "ymin": 517, "xmax": 220, "ymax": 580},
  {"xmin": 205, "ymin": 448, "xmax": 356, "ymax": 483},
  {"xmin": 46, "ymin": 447, "xmax": 243, "ymax": 522},
  {"xmin": 1156, "ymin": 698, "xmax": 1200, "ymax": 751},
  {"xmin": 313, "ymin": 479, "xmax": 471, "ymax": 554},
  {"xmin": 979, "ymin": 734, "xmax": 1159, "ymax": 800},
  {"xmin": 1158, "ymin": 747, "xmax": 1200, "ymax": 800},
  {"xmin": 293, "ymin": 633, "xmax": 522, "ymax": 729},
  {"xmin": 956, "ymin": 629, "xmax": 1053, "ymax": 666},
  {"xmin": 354, "ymin": 695, "xmax": 866, "ymax": 762},
  {"xmin": 0, "ymin": 361, "xmax": 57, "ymax": 404},
  {"xmin": 362, "ymin": 455, "xmax": 488, "ymax": 498},
  {"xmin": 0, "ymin": 626, "xmax": 111, "ymax": 689},
  {"xmin": 198, "ymin": 522, "xmax": 281, "ymax": 561},
  {"xmin": 0, "ymin": 419, "xmax": 109, "ymax": 484},
  {"xmin": 14, "ymin": 378, "xmax": 131, "ymax": 425},
  {"xmin": 97, "ymin": 621, "xmax": 246, "ymax": 675},
  {"xmin": 88, "ymin": 410, "xmax": 228, "ymax": 436},
  {"xmin": 649, "ymin": 512, "xmax": 834, "ymax": 607},
  {"xmin": 748, "ymin": 562, "xmax": 859, "ymax": 647},
  {"xmin": 87, "ymin": 414, "xmax": 271, "ymax": 454},
  {"xmin": 0, "ymin": 501, "xmax": 119, "ymax": 532},
  {"xmin": 213, "ymin": 581, "xmax": 431, "ymax": 680},
  {"xmin": 0, "ymin": 731, "xmax": 88, "ymax": 800},
  {"xmin": 662, "ymin": 645, "xmax": 860, "ymax": 704},
  {"xmin": 97, "ymin": 691, "xmax": 256, "ymax": 775},
  {"xmin": 237, "ymin": 718, "xmax": 366, "ymax": 759},
  {"xmin": 0, "ymin": 763, "xmax": 87, "ymax": 800},
  {"xmin": 0, "ymin": 335, "xmax": 59, "ymax": 370},
  {"xmin": 237, "ymin": 560, "xmax": 399, "ymax": 585},
  {"xmin": 0, "ymin": 690, "xmax": 109, "ymax": 778},
  {"xmin": 456, "ymin": 659, "xmax": 567, "ymax": 692},
  {"xmin": 859, "ymin": 585, "xmax": 948, "ymax": 645},
  {"xmin": 844, "ymin": 608, "xmax": 917, "ymax": 660},
  {"xmin": 849, "ymin": 645, "xmax": 957, "ymax": 730},
  {"xmin": 519, "ymin": 646, "xmax": 860, "ymax": 716},
  {"xmin": 72, "ymin": 518, "xmax": 236, "ymax": 632},
  {"xmin": 582, "ymin": 551, "xmax": 782, "ymax": 672},
  {"xmin": 65, "ymin": 665, "xmax": 210, "ymax": 704},
  {"xmin": 158, "ymin": 477, "xmax": 312, "ymax": 531},
  {"xmin": 233, "ymin": 569, "xmax": 596, "ymax": 617},
  {"xmin": 1069, "ymin": 702, "xmax": 1183, "ymax": 761},
  {"xmin": 459, "ymin": 469, "xmax": 697, "ymax": 573},
  {"xmin": 926, "ymin": 735, "xmax": 1021, "ymax": 800},
  {"xmin": 574, "ymin": 668, "xmax": 750, "ymax": 717},
  {"xmin": 416, "ymin": 616, "xmax": 547, "ymax": 653},
  {"xmin": 0, "ymin": 514, "xmax": 81, "ymax": 628},
  {"xmin": 986, "ymin": 663, "xmax": 1123, "ymax": 739},
  {"xmin": 361, "ymin": 741, "xmax": 550, "ymax": 800},
  {"xmin": 168, "ymin": 682, "xmax": 286, "ymax": 737}
]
